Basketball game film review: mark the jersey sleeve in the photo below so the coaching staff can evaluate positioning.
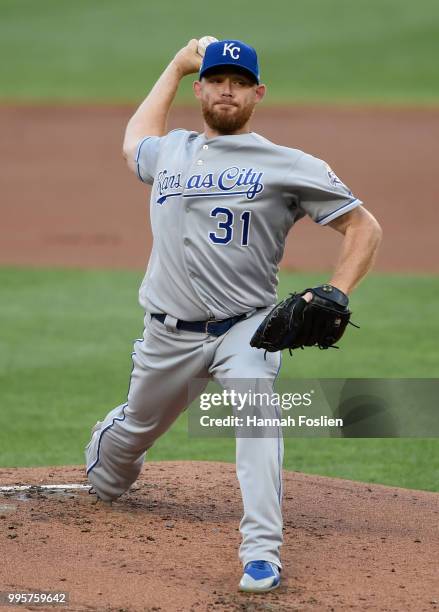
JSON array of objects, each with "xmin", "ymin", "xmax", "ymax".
[
  {"xmin": 135, "ymin": 136, "xmax": 162, "ymax": 185},
  {"xmin": 292, "ymin": 153, "xmax": 362, "ymax": 225}
]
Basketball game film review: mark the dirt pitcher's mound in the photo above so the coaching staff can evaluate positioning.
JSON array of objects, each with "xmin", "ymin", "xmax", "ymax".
[{"xmin": 0, "ymin": 462, "xmax": 438, "ymax": 612}]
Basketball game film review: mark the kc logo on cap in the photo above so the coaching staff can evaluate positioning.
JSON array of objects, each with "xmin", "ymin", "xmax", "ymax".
[{"xmin": 222, "ymin": 43, "xmax": 241, "ymax": 59}]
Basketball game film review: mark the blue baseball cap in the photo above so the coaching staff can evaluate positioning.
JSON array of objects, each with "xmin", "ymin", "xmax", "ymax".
[{"xmin": 199, "ymin": 39, "xmax": 260, "ymax": 84}]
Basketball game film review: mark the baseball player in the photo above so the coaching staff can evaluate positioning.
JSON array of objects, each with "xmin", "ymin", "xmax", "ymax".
[{"xmin": 85, "ymin": 39, "xmax": 381, "ymax": 593}]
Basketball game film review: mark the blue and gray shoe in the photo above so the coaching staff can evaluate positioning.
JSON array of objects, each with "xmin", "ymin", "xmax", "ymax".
[{"xmin": 239, "ymin": 560, "xmax": 281, "ymax": 592}]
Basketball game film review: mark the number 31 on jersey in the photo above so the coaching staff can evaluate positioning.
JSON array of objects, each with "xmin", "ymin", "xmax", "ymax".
[{"xmin": 209, "ymin": 207, "xmax": 251, "ymax": 246}]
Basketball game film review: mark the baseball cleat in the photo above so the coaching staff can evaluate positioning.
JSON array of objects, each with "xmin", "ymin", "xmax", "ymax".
[
  {"xmin": 85, "ymin": 421, "xmax": 114, "ymax": 505},
  {"xmin": 239, "ymin": 560, "xmax": 281, "ymax": 593},
  {"xmin": 88, "ymin": 486, "xmax": 112, "ymax": 506}
]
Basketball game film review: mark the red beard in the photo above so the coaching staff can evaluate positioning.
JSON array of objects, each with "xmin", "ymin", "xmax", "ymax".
[{"xmin": 201, "ymin": 100, "xmax": 255, "ymax": 135}]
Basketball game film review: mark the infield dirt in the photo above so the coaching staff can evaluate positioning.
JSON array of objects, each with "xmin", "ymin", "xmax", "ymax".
[
  {"xmin": 1, "ymin": 105, "xmax": 438, "ymax": 273},
  {"xmin": 1, "ymin": 462, "xmax": 438, "ymax": 611}
]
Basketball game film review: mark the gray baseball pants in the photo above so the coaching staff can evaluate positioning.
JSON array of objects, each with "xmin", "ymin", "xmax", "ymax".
[{"xmin": 85, "ymin": 308, "xmax": 283, "ymax": 568}]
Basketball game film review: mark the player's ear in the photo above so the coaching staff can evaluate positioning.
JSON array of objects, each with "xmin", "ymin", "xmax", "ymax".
[
  {"xmin": 193, "ymin": 80, "xmax": 202, "ymax": 99},
  {"xmin": 255, "ymin": 84, "xmax": 266, "ymax": 104}
]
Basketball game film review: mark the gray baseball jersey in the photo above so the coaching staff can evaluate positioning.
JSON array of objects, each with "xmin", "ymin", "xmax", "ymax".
[{"xmin": 136, "ymin": 129, "xmax": 361, "ymax": 320}]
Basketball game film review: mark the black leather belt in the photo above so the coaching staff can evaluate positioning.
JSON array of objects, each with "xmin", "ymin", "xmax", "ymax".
[{"xmin": 152, "ymin": 313, "xmax": 246, "ymax": 336}]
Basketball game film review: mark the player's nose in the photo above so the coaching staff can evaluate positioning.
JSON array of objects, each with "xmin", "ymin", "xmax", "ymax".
[{"xmin": 220, "ymin": 78, "xmax": 233, "ymax": 95}]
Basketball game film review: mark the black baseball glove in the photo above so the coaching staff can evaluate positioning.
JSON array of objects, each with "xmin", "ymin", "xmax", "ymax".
[{"xmin": 250, "ymin": 284, "xmax": 354, "ymax": 354}]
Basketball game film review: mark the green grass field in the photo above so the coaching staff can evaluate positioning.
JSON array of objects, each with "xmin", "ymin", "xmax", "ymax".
[
  {"xmin": 1, "ymin": 0, "xmax": 438, "ymax": 104},
  {"xmin": 0, "ymin": 1, "xmax": 438, "ymax": 493},
  {"xmin": 1, "ymin": 267, "xmax": 438, "ymax": 491}
]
